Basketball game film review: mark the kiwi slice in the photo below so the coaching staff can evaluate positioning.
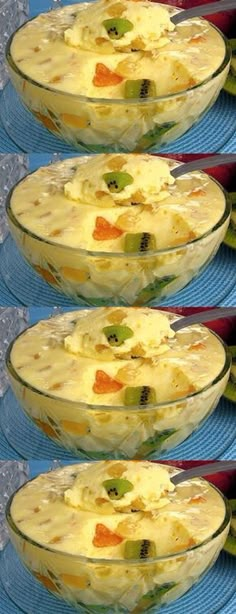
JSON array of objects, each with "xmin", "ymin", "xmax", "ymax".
[
  {"xmin": 124, "ymin": 232, "xmax": 156, "ymax": 253},
  {"xmin": 103, "ymin": 171, "xmax": 133, "ymax": 193},
  {"xmin": 135, "ymin": 275, "xmax": 177, "ymax": 306},
  {"xmin": 223, "ymin": 499, "xmax": 236, "ymax": 556},
  {"xmin": 124, "ymin": 539, "xmax": 156, "ymax": 560},
  {"xmin": 124, "ymin": 79, "xmax": 157, "ymax": 99},
  {"xmin": 103, "ymin": 18, "xmax": 133, "ymax": 40},
  {"xmin": 134, "ymin": 429, "xmax": 176, "ymax": 458},
  {"xmin": 102, "ymin": 324, "xmax": 134, "ymax": 346},
  {"xmin": 135, "ymin": 122, "xmax": 176, "ymax": 152},
  {"xmin": 223, "ymin": 346, "xmax": 236, "ymax": 403},
  {"xmin": 124, "ymin": 386, "xmax": 157, "ymax": 406},
  {"xmin": 224, "ymin": 193, "xmax": 236, "ymax": 250},
  {"xmin": 132, "ymin": 583, "xmax": 176, "ymax": 613},
  {"xmin": 102, "ymin": 478, "xmax": 133, "ymax": 499}
]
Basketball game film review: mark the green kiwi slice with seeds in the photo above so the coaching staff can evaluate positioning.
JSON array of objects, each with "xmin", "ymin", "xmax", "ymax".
[
  {"xmin": 135, "ymin": 122, "xmax": 177, "ymax": 152},
  {"xmin": 103, "ymin": 171, "xmax": 133, "ymax": 193},
  {"xmin": 103, "ymin": 18, "xmax": 133, "ymax": 40},
  {"xmin": 102, "ymin": 478, "xmax": 133, "ymax": 499},
  {"xmin": 134, "ymin": 275, "xmax": 177, "ymax": 306},
  {"xmin": 124, "ymin": 232, "xmax": 156, "ymax": 253},
  {"xmin": 102, "ymin": 324, "xmax": 134, "ymax": 346},
  {"xmin": 124, "ymin": 539, "xmax": 157, "ymax": 559},
  {"xmin": 124, "ymin": 79, "xmax": 157, "ymax": 99},
  {"xmin": 124, "ymin": 386, "xmax": 157, "ymax": 406}
]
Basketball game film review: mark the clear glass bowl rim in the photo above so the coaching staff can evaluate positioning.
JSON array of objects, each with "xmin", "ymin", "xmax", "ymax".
[
  {"xmin": 5, "ymin": 462, "xmax": 231, "ymax": 565},
  {"xmin": 6, "ymin": 160, "xmax": 232, "ymax": 258},
  {"xmin": 5, "ymin": 311, "xmax": 232, "ymax": 412},
  {"xmin": 5, "ymin": 3, "xmax": 231, "ymax": 106}
]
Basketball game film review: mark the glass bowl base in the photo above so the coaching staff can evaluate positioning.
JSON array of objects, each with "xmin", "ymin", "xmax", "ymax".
[
  {"xmin": 0, "ymin": 235, "xmax": 235, "ymax": 307},
  {"xmin": 0, "ymin": 388, "xmax": 235, "ymax": 460},
  {"xmin": 0, "ymin": 543, "xmax": 235, "ymax": 614},
  {"xmin": 0, "ymin": 82, "xmax": 235, "ymax": 154}
]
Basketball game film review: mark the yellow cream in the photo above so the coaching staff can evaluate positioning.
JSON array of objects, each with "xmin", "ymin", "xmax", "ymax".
[
  {"xmin": 11, "ymin": 462, "xmax": 226, "ymax": 559},
  {"xmin": 64, "ymin": 307, "xmax": 175, "ymax": 359},
  {"xmin": 64, "ymin": 0, "xmax": 175, "ymax": 52},
  {"xmin": 64, "ymin": 461, "xmax": 175, "ymax": 512},
  {"xmin": 10, "ymin": 2, "xmax": 226, "ymax": 99},
  {"xmin": 64, "ymin": 154, "xmax": 175, "ymax": 206},
  {"xmin": 10, "ymin": 155, "xmax": 226, "ymax": 252}
]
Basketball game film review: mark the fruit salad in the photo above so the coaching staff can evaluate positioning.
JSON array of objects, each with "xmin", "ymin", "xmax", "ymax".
[
  {"xmin": 7, "ymin": 308, "xmax": 230, "ymax": 458},
  {"xmin": 7, "ymin": 1, "xmax": 230, "ymax": 152},
  {"xmin": 8, "ymin": 155, "xmax": 231, "ymax": 306},
  {"xmin": 7, "ymin": 462, "xmax": 230, "ymax": 613}
]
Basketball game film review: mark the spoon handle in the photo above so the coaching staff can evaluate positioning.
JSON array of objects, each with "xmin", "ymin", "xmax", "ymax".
[
  {"xmin": 171, "ymin": 461, "xmax": 236, "ymax": 485},
  {"xmin": 171, "ymin": 307, "xmax": 236, "ymax": 332},
  {"xmin": 172, "ymin": 0, "xmax": 236, "ymax": 25},
  {"xmin": 171, "ymin": 155, "xmax": 236, "ymax": 179}
]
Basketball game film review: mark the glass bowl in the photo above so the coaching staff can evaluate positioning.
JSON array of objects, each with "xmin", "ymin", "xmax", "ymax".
[
  {"xmin": 6, "ymin": 168, "xmax": 231, "ymax": 307},
  {"xmin": 5, "ymin": 315, "xmax": 231, "ymax": 459},
  {"xmin": 5, "ymin": 3, "xmax": 231, "ymax": 153},
  {"xmin": 5, "ymin": 463, "xmax": 231, "ymax": 613}
]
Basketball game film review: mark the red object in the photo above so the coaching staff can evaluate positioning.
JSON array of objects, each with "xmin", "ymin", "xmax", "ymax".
[
  {"xmin": 155, "ymin": 461, "xmax": 236, "ymax": 496},
  {"xmin": 153, "ymin": 0, "xmax": 236, "ymax": 35},
  {"xmin": 154, "ymin": 154, "xmax": 236, "ymax": 190},
  {"xmin": 154, "ymin": 307, "xmax": 236, "ymax": 344}
]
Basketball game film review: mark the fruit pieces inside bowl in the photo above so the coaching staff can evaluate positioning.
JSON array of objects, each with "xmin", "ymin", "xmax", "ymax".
[
  {"xmin": 7, "ymin": 154, "xmax": 231, "ymax": 306},
  {"xmin": 7, "ymin": 307, "xmax": 231, "ymax": 459},
  {"xmin": 7, "ymin": 461, "xmax": 231, "ymax": 612},
  {"xmin": 7, "ymin": 0, "xmax": 230, "ymax": 152}
]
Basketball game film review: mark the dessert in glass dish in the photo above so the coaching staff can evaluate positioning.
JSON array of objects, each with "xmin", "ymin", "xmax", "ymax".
[
  {"xmin": 6, "ymin": 0, "xmax": 231, "ymax": 152},
  {"xmin": 6, "ymin": 307, "xmax": 231, "ymax": 459},
  {"xmin": 7, "ymin": 154, "xmax": 231, "ymax": 306},
  {"xmin": 6, "ymin": 461, "xmax": 231, "ymax": 612}
]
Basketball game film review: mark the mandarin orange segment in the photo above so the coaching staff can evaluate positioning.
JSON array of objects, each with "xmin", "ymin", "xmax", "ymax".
[
  {"xmin": 61, "ymin": 421, "xmax": 90, "ymax": 435},
  {"xmin": 188, "ymin": 495, "xmax": 206, "ymax": 504},
  {"xmin": 93, "ymin": 63, "xmax": 124, "ymax": 86},
  {"xmin": 188, "ymin": 342, "xmax": 206, "ymax": 351},
  {"xmin": 93, "ymin": 523, "xmax": 124, "ymax": 547},
  {"xmin": 35, "ymin": 419, "xmax": 59, "ymax": 439},
  {"xmin": 35, "ymin": 112, "xmax": 59, "ymax": 133},
  {"xmin": 93, "ymin": 370, "xmax": 124, "ymax": 394},
  {"xmin": 93, "ymin": 216, "xmax": 124, "ymax": 240},
  {"xmin": 60, "ymin": 267, "xmax": 90, "ymax": 282},
  {"xmin": 35, "ymin": 573, "xmax": 58, "ymax": 592},
  {"xmin": 34, "ymin": 266, "xmax": 58, "ymax": 285},
  {"xmin": 60, "ymin": 114, "xmax": 89, "ymax": 129},
  {"xmin": 60, "ymin": 574, "xmax": 90, "ymax": 589}
]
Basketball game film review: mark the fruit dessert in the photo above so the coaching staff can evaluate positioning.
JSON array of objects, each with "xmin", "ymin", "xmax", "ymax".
[
  {"xmin": 7, "ymin": 0, "xmax": 230, "ymax": 151},
  {"xmin": 7, "ymin": 461, "xmax": 230, "ymax": 613},
  {"xmin": 8, "ymin": 154, "xmax": 231, "ymax": 306},
  {"xmin": 7, "ymin": 307, "xmax": 230, "ymax": 458},
  {"xmin": 224, "ymin": 39, "xmax": 236, "ymax": 96}
]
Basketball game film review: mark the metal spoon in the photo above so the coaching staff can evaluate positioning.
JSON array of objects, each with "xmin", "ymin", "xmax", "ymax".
[
  {"xmin": 171, "ymin": 307, "xmax": 236, "ymax": 332},
  {"xmin": 171, "ymin": 154, "xmax": 236, "ymax": 179},
  {"xmin": 171, "ymin": 460, "xmax": 236, "ymax": 485},
  {"xmin": 172, "ymin": 0, "xmax": 236, "ymax": 26}
]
